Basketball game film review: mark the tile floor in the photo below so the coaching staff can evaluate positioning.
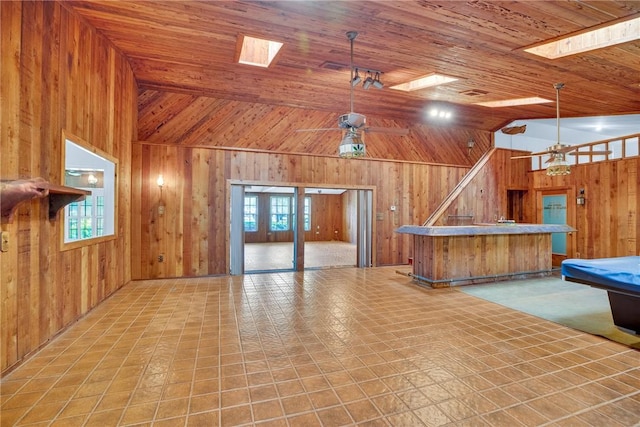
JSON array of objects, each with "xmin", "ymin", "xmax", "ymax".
[{"xmin": 1, "ymin": 267, "xmax": 639, "ymax": 426}]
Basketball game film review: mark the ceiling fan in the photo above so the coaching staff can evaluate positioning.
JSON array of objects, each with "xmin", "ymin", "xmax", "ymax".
[
  {"xmin": 511, "ymin": 83, "xmax": 611, "ymax": 175},
  {"xmin": 296, "ymin": 31, "xmax": 408, "ymax": 157}
]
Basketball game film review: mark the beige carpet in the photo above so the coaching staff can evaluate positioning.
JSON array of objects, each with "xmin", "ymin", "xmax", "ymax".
[{"xmin": 458, "ymin": 276, "xmax": 640, "ymax": 349}]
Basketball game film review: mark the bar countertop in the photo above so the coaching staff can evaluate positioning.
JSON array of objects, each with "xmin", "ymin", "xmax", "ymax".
[{"xmin": 396, "ymin": 223, "xmax": 575, "ymax": 236}]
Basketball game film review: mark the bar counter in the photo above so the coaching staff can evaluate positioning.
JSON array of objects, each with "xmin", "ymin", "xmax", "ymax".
[{"xmin": 396, "ymin": 223, "xmax": 575, "ymax": 287}]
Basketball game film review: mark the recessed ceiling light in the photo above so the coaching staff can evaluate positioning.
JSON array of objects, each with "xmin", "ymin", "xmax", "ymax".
[
  {"xmin": 475, "ymin": 97, "xmax": 552, "ymax": 108},
  {"xmin": 238, "ymin": 35, "xmax": 283, "ymax": 68},
  {"xmin": 390, "ymin": 73, "xmax": 458, "ymax": 92},
  {"xmin": 525, "ymin": 16, "xmax": 640, "ymax": 59},
  {"xmin": 428, "ymin": 108, "xmax": 452, "ymax": 120}
]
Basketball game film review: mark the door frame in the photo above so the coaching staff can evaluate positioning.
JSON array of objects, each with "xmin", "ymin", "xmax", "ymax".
[
  {"xmin": 535, "ymin": 186, "xmax": 576, "ymax": 265},
  {"xmin": 228, "ymin": 180, "xmax": 375, "ymax": 275}
]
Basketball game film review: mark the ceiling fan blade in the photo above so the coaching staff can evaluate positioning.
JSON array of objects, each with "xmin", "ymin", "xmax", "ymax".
[
  {"xmin": 510, "ymin": 154, "xmax": 537, "ymax": 159},
  {"xmin": 568, "ymin": 150, "xmax": 612, "ymax": 156},
  {"xmin": 295, "ymin": 128, "xmax": 340, "ymax": 133},
  {"xmin": 512, "ymin": 148, "xmax": 553, "ymax": 158},
  {"xmin": 554, "ymin": 145, "xmax": 576, "ymax": 154},
  {"xmin": 363, "ymin": 126, "xmax": 409, "ymax": 135}
]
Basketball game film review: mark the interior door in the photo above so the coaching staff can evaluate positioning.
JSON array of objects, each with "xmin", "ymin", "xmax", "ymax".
[
  {"xmin": 356, "ymin": 189, "xmax": 373, "ymax": 268},
  {"xmin": 539, "ymin": 189, "xmax": 575, "ymax": 266},
  {"xmin": 230, "ymin": 185, "xmax": 244, "ymax": 275}
]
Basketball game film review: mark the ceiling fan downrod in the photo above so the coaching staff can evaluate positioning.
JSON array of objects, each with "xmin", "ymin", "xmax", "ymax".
[
  {"xmin": 554, "ymin": 82, "xmax": 564, "ymax": 147},
  {"xmin": 347, "ymin": 31, "xmax": 358, "ymax": 113}
]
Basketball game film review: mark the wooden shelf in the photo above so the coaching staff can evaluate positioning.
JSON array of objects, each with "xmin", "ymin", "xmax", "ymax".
[
  {"xmin": 47, "ymin": 184, "xmax": 91, "ymax": 220},
  {"xmin": 1, "ymin": 180, "xmax": 90, "ymax": 223}
]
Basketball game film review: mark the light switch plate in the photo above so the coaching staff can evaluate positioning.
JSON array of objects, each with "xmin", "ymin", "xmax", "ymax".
[{"xmin": 1, "ymin": 231, "xmax": 8, "ymax": 252}]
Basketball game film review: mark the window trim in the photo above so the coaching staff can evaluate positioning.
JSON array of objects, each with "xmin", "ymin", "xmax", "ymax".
[{"xmin": 60, "ymin": 131, "xmax": 118, "ymax": 251}]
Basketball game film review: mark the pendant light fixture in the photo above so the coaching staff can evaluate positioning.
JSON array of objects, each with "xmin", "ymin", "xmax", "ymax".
[{"xmin": 546, "ymin": 83, "xmax": 571, "ymax": 176}]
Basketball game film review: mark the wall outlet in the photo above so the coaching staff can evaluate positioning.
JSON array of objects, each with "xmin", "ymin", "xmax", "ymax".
[{"xmin": 158, "ymin": 254, "xmax": 164, "ymax": 262}]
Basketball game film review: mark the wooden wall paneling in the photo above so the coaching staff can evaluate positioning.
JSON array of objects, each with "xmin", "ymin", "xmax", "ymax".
[
  {"xmin": 130, "ymin": 143, "xmax": 143, "ymax": 279},
  {"xmin": 181, "ymin": 147, "xmax": 193, "ymax": 276},
  {"xmin": 174, "ymin": 147, "xmax": 187, "ymax": 277},
  {"xmin": 81, "ymin": 244, "xmax": 91, "ymax": 314},
  {"xmin": 342, "ymin": 191, "xmax": 355, "ymax": 244},
  {"xmin": 5, "ymin": 0, "xmax": 24, "ymax": 364},
  {"xmin": 210, "ymin": 149, "xmax": 227, "ymax": 274},
  {"xmin": 531, "ymin": 157, "xmax": 639, "ymax": 259},
  {"xmin": 191, "ymin": 149, "xmax": 211, "ymax": 276},
  {"xmin": 387, "ymin": 162, "xmax": 404, "ymax": 265},
  {"xmin": 149, "ymin": 145, "xmax": 164, "ymax": 277},
  {"xmin": 433, "ymin": 149, "xmax": 529, "ymax": 226},
  {"xmin": 133, "ymin": 144, "xmax": 475, "ymax": 275},
  {"xmin": 140, "ymin": 144, "xmax": 153, "ymax": 278},
  {"xmin": 1, "ymin": 2, "xmax": 136, "ymax": 375},
  {"xmin": 612, "ymin": 161, "xmax": 626, "ymax": 255},
  {"xmin": 163, "ymin": 146, "xmax": 173, "ymax": 276},
  {"xmin": 625, "ymin": 160, "xmax": 638, "ymax": 255},
  {"xmin": 612, "ymin": 159, "xmax": 638, "ymax": 256},
  {"xmin": 14, "ymin": 1, "xmax": 36, "ymax": 364},
  {"xmin": 132, "ymin": 142, "xmax": 638, "ymax": 277},
  {"xmin": 307, "ymin": 193, "xmax": 345, "ymax": 242}
]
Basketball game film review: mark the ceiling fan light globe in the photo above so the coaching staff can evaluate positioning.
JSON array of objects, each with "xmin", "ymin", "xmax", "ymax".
[
  {"xmin": 546, "ymin": 154, "xmax": 571, "ymax": 176},
  {"xmin": 338, "ymin": 132, "xmax": 366, "ymax": 158}
]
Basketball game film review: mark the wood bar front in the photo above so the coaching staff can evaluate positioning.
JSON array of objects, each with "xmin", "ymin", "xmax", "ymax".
[{"xmin": 396, "ymin": 224, "xmax": 575, "ymax": 287}]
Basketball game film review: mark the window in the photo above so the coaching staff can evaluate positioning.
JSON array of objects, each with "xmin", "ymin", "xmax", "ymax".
[
  {"xmin": 64, "ymin": 136, "xmax": 116, "ymax": 244},
  {"xmin": 66, "ymin": 190, "xmax": 104, "ymax": 240},
  {"xmin": 244, "ymin": 195, "xmax": 258, "ymax": 232},
  {"xmin": 270, "ymin": 196, "xmax": 291, "ymax": 231},
  {"xmin": 304, "ymin": 197, "xmax": 311, "ymax": 231}
]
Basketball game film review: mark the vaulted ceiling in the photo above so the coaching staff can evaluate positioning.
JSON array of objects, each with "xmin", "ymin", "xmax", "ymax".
[{"xmin": 67, "ymin": 1, "xmax": 640, "ymax": 132}]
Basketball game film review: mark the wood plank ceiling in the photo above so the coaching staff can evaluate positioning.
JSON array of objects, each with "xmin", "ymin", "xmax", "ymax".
[{"xmin": 67, "ymin": 1, "xmax": 640, "ymax": 133}]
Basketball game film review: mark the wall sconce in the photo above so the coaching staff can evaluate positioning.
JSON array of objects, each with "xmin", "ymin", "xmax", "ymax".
[
  {"xmin": 467, "ymin": 138, "xmax": 475, "ymax": 155},
  {"xmin": 576, "ymin": 188, "xmax": 585, "ymax": 205},
  {"xmin": 157, "ymin": 175, "xmax": 165, "ymax": 215}
]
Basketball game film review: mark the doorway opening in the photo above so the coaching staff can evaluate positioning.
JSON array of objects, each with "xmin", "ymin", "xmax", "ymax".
[{"xmin": 230, "ymin": 185, "xmax": 372, "ymax": 274}]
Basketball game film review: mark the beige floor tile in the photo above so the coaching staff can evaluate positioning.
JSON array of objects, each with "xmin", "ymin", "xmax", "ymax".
[{"xmin": 1, "ymin": 266, "xmax": 639, "ymax": 426}]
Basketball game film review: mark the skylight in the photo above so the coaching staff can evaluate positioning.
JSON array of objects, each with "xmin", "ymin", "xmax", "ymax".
[
  {"xmin": 238, "ymin": 35, "xmax": 283, "ymax": 68},
  {"xmin": 475, "ymin": 97, "xmax": 552, "ymax": 108},
  {"xmin": 525, "ymin": 16, "xmax": 640, "ymax": 59},
  {"xmin": 390, "ymin": 74, "xmax": 458, "ymax": 92}
]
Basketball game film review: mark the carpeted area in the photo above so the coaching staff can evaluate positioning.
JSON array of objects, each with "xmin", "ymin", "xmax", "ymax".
[{"xmin": 458, "ymin": 276, "xmax": 640, "ymax": 349}]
